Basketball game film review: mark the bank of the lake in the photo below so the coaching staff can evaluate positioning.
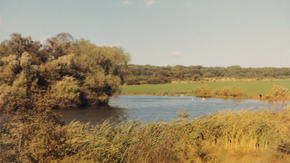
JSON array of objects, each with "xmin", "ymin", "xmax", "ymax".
[
  {"xmin": 4, "ymin": 104, "xmax": 290, "ymax": 162},
  {"xmin": 57, "ymin": 95, "xmax": 274, "ymax": 126},
  {"xmin": 120, "ymin": 80, "xmax": 290, "ymax": 99}
]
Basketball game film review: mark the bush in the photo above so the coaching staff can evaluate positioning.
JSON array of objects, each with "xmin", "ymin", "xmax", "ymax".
[
  {"xmin": 192, "ymin": 74, "xmax": 201, "ymax": 81},
  {"xmin": 213, "ymin": 86, "xmax": 245, "ymax": 98},
  {"xmin": 147, "ymin": 78, "xmax": 164, "ymax": 84},
  {"xmin": 0, "ymin": 33, "xmax": 130, "ymax": 111},
  {"xmin": 125, "ymin": 78, "xmax": 141, "ymax": 85},
  {"xmin": 265, "ymin": 85, "xmax": 289, "ymax": 103},
  {"xmin": 229, "ymin": 86, "xmax": 245, "ymax": 97},
  {"xmin": 193, "ymin": 85, "xmax": 212, "ymax": 97},
  {"xmin": 213, "ymin": 88, "xmax": 222, "ymax": 96}
]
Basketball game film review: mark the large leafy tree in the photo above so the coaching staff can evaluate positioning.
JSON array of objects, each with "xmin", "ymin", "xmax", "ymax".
[{"xmin": 0, "ymin": 33, "xmax": 130, "ymax": 111}]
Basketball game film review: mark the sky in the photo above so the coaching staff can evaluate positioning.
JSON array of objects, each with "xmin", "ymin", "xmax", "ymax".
[{"xmin": 0, "ymin": 0, "xmax": 289, "ymax": 68}]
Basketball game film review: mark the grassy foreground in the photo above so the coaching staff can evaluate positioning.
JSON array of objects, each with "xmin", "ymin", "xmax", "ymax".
[
  {"xmin": 121, "ymin": 80, "xmax": 290, "ymax": 97},
  {"xmin": 1, "ymin": 107, "xmax": 290, "ymax": 162}
]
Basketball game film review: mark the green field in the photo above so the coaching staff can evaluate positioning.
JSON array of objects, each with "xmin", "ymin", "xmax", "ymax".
[{"xmin": 121, "ymin": 80, "xmax": 290, "ymax": 96}]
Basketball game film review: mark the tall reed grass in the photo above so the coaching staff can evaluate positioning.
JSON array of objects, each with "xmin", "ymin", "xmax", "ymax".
[{"xmin": 1, "ymin": 107, "xmax": 290, "ymax": 162}]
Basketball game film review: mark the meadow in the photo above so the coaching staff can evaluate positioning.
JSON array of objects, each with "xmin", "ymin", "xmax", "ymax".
[{"xmin": 121, "ymin": 80, "xmax": 290, "ymax": 97}]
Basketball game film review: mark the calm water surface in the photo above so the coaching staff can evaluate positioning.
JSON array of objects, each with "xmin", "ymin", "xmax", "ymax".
[{"xmin": 58, "ymin": 95, "xmax": 271, "ymax": 125}]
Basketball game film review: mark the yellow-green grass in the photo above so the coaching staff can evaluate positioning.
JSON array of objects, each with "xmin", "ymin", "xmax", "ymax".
[
  {"xmin": 2, "ymin": 108, "xmax": 290, "ymax": 162},
  {"xmin": 121, "ymin": 80, "xmax": 290, "ymax": 96}
]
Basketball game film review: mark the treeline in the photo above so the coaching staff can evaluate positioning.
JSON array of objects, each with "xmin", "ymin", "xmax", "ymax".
[
  {"xmin": 0, "ymin": 33, "xmax": 130, "ymax": 111},
  {"xmin": 124, "ymin": 64, "xmax": 290, "ymax": 85}
]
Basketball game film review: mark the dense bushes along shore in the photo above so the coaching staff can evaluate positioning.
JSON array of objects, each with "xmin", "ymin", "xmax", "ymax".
[{"xmin": 0, "ymin": 33, "xmax": 130, "ymax": 111}]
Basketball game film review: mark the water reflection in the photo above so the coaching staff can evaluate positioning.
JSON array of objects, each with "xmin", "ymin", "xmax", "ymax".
[
  {"xmin": 231, "ymin": 99, "xmax": 242, "ymax": 103},
  {"xmin": 56, "ymin": 105, "xmax": 128, "ymax": 125},
  {"xmin": 56, "ymin": 95, "xmax": 276, "ymax": 125}
]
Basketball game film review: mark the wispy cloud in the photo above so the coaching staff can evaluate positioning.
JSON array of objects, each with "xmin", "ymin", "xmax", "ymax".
[
  {"xmin": 145, "ymin": 0, "xmax": 156, "ymax": 6},
  {"xmin": 109, "ymin": 43, "xmax": 122, "ymax": 48},
  {"xmin": 167, "ymin": 51, "xmax": 183, "ymax": 58},
  {"xmin": 121, "ymin": 0, "xmax": 131, "ymax": 5},
  {"xmin": 40, "ymin": 35, "xmax": 51, "ymax": 44}
]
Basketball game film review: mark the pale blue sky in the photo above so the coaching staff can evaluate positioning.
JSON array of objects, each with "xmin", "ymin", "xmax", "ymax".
[{"xmin": 0, "ymin": 0, "xmax": 289, "ymax": 67}]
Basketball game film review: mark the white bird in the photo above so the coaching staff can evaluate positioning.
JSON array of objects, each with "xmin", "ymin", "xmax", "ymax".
[{"xmin": 202, "ymin": 98, "xmax": 205, "ymax": 102}]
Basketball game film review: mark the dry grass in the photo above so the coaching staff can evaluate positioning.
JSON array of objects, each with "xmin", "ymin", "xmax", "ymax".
[{"xmin": 1, "ymin": 106, "xmax": 290, "ymax": 162}]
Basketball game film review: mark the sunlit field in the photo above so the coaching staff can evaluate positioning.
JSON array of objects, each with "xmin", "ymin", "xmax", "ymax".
[{"xmin": 121, "ymin": 80, "xmax": 290, "ymax": 96}]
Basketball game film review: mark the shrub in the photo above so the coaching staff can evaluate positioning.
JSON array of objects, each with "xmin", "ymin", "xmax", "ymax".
[
  {"xmin": 193, "ymin": 85, "xmax": 212, "ymax": 97},
  {"xmin": 212, "ymin": 88, "xmax": 222, "ymax": 96},
  {"xmin": 229, "ymin": 86, "xmax": 245, "ymax": 97},
  {"xmin": 213, "ymin": 86, "xmax": 245, "ymax": 98},
  {"xmin": 265, "ymin": 85, "xmax": 289, "ymax": 103},
  {"xmin": 125, "ymin": 78, "xmax": 141, "ymax": 85},
  {"xmin": 203, "ymin": 72, "xmax": 212, "ymax": 78},
  {"xmin": 147, "ymin": 78, "xmax": 164, "ymax": 84},
  {"xmin": 192, "ymin": 74, "xmax": 201, "ymax": 81},
  {"xmin": 220, "ymin": 86, "xmax": 230, "ymax": 96}
]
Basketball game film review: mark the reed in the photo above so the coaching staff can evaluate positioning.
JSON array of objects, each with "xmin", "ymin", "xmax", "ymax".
[{"xmin": 2, "ymin": 107, "xmax": 290, "ymax": 162}]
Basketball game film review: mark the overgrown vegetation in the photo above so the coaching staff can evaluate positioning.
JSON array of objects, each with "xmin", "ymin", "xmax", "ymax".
[
  {"xmin": 121, "ymin": 80, "xmax": 290, "ymax": 98},
  {"xmin": 0, "ymin": 33, "xmax": 130, "ymax": 111},
  {"xmin": 124, "ymin": 64, "xmax": 290, "ymax": 85},
  {"xmin": 1, "ymin": 107, "xmax": 290, "ymax": 162},
  {"xmin": 0, "ymin": 85, "xmax": 289, "ymax": 162},
  {"xmin": 264, "ymin": 85, "xmax": 290, "ymax": 110}
]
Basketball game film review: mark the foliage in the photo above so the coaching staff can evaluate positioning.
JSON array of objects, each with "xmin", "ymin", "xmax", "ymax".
[
  {"xmin": 0, "ymin": 107, "xmax": 65, "ymax": 162},
  {"xmin": 265, "ymin": 85, "xmax": 290, "ymax": 103},
  {"xmin": 263, "ymin": 85, "xmax": 290, "ymax": 111},
  {"xmin": 121, "ymin": 80, "xmax": 290, "ymax": 97},
  {"xmin": 193, "ymin": 85, "xmax": 212, "ymax": 97},
  {"xmin": 192, "ymin": 85, "xmax": 246, "ymax": 98},
  {"xmin": 146, "ymin": 77, "xmax": 171, "ymax": 84},
  {"xmin": 212, "ymin": 86, "xmax": 246, "ymax": 98},
  {"xmin": 124, "ymin": 64, "xmax": 290, "ymax": 84},
  {"xmin": 0, "ymin": 33, "xmax": 130, "ymax": 111},
  {"xmin": 125, "ymin": 78, "xmax": 140, "ymax": 85},
  {"xmin": 192, "ymin": 74, "xmax": 201, "ymax": 81},
  {"xmin": 1, "ymin": 108, "xmax": 290, "ymax": 162}
]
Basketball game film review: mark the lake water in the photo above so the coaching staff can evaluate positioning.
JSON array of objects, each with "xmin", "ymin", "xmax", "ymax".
[{"xmin": 57, "ymin": 95, "xmax": 273, "ymax": 125}]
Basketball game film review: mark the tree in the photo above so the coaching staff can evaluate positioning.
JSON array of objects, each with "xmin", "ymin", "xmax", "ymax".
[
  {"xmin": 203, "ymin": 72, "xmax": 212, "ymax": 78},
  {"xmin": 192, "ymin": 74, "xmax": 201, "ymax": 81},
  {"xmin": 0, "ymin": 33, "xmax": 130, "ymax": 111},
  {"xmin": 44, "ymin": 33, "xmax": 74, "ymax": 59}
]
